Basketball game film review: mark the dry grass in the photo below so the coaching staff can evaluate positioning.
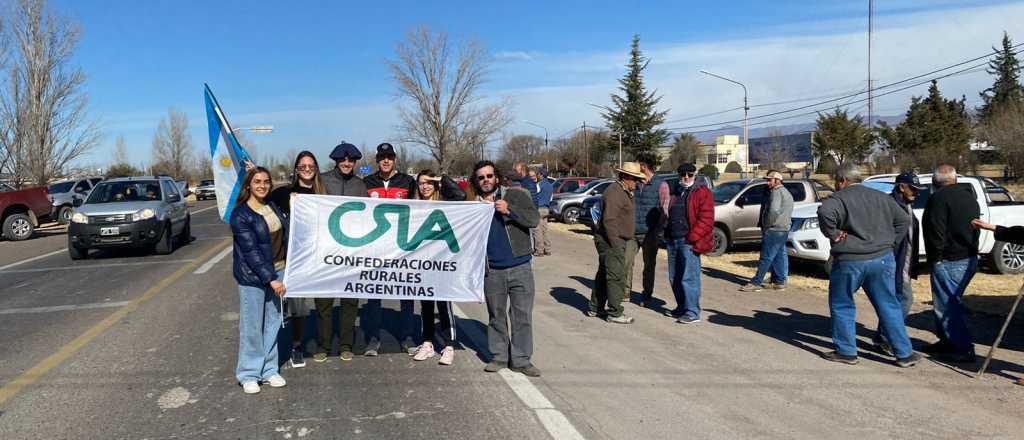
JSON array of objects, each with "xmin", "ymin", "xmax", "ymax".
[{"xmin": 549, "ymin": 221, "xmax": 1024, "ymax": 315}]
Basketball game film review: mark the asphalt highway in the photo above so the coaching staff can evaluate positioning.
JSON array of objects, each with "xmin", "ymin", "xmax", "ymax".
[{"xmin": 1, "ymin": 199, "xmax": 1023, "ymax": 439}]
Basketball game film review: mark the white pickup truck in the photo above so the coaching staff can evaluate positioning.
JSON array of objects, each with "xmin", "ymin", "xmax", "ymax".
[{"xmin": 787, "ymin": 174, "xmax": 1024, "ymax": 274}]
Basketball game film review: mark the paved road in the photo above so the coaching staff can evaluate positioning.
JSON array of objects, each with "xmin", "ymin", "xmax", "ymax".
[{"xmin": 1, "ymin": 200, "xmax": 1023, "ymax": 439}]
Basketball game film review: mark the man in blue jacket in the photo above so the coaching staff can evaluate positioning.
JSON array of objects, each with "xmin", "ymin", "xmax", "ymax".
[{"xmin": 529, "ymin": 168, "xmax": 554, "ymax": 256}]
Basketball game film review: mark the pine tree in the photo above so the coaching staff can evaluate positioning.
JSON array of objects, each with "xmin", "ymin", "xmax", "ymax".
[
  {"xmin": 879, "ymin": 80, "xmax": 972, "ymax": 170},
  {"xmin": 601, "ymin": 34, "xmax": 669, "ymax": 161},
  {"xmin": 978, "ymin": 32, "xmax": 1023, "ymax": 123}
]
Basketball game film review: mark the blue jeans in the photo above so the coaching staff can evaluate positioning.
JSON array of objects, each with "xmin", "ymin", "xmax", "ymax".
[
  {"xmin": 666, "ymin": 239, "xmax": 702, "ymax": 318},
  {"xmin": 828, "ymin": 253, "xmax": 913, "ymax": 358},
  {"xmin": 750, "ymin": 230, "xmax": 789, "ymax": 286},
  {"xmin": 236, "ymin": 273, "xmax": 283, "ymax": 384},
  {"xmin": 930, "ymin": 257, "xmax": 977, "ymax": 353},
  {"xmin": 364, "ymin": 299, "xmax": 416, "ymax": 343}
]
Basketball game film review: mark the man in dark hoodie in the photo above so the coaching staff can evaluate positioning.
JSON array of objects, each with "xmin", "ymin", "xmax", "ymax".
[
  {"xmin": 922, "ymin": 164, "xmax": 980, "ymax": 362},
  {"xmin": 816, "ymin": 163, "xmax": 921, "ymax": 368},
  {"xmin": 317, "ymin": 142, "xmax": 367, "ymax": 362},
  {"xmin": 873, "ymin": 172, "xmax": 924, "ymax": 357}
]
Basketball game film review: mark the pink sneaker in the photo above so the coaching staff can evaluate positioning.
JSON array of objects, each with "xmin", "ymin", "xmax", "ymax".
[
  {"xmin": 438, "ymin": 346, "xmax": 455, "ymax": 366},
  {"xmin": 413, "ymin": 341, "xmax": 435, "ymax": 361}
]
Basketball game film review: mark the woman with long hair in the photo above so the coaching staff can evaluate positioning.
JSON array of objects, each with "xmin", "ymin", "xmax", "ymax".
[
  {"xmin": 231, "ymin": 166, "xmax": 288, "ymax": 394},
  {"xmin": 267, "ymin": 151, "xmax": 325, "ymax": 368},
  {"xmin": 410, "ymin": 169, "xmax": 465, "ymax": 365}
]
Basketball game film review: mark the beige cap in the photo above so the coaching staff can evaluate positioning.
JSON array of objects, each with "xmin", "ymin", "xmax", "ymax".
[{"xmin": 766, "ymin": 171, "xmax": 784, "ymax": 180}]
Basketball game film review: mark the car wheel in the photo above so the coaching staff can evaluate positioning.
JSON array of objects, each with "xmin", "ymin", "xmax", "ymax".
[
  {"xmin": 68, "ymin": 236, "xmax": 88, "ymax": 260},
  {"xmin": 2, "ymin": 213, "xmax": 34, "ymax": 241},
  {"xmin": 707, "ymin": 226, "xmax": 728, "ymax": 257},
  {"xmin": 562, "ymin": 206, "xmax": 582, "ymax": 224},
  {"xmin": 57, "ymin": 205, "xmax": 73, "ymax": 225},
  {"xmin": 991, "ymin": 240, "xmax": 1024, "ymax": 274},
  {"xmin": 154, "ymin": 223, "xmax": 173, "ymax": 255}
]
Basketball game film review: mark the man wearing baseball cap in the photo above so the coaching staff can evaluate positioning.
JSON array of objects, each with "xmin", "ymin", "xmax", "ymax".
[
  {"xmin": 588, "ymin": 162, "xmax": 645, "ymax": 324},
  {"xmin": 318, "ymin": 141, "xmax": 367, "ymax": 362},
  {"xmin": 363, "ymin": 142, "xmax": 419, "ymax": 355},
  {"xmin": 740, "ymin": 170, "xmax": 794, "ymax": 292},
  {"xmin": 872, "ymin": 172, "xmax": 924, "ymax": 356}
]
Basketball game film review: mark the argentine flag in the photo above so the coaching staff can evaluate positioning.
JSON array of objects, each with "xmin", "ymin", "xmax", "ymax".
[{"xmin": 204, "ymin": 84, "xmax": 254, "ymax": 223}]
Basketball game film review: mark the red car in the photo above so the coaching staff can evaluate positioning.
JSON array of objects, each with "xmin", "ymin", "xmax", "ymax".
[
  {"xmin": 553, "ymin": 177, "xmax": 598, "ymax": 194},
  {"xmin": 0, "ymin": 183, "xmax": 51, "ymax": 241}
]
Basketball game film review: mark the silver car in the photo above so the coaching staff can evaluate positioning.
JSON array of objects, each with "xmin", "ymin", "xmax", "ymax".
[
  {"xmin": 67, "ymin": 176, "xmax": 191, "ymax": 259},
  {"xmin": 48, "ymin": 177, "xmax": 103, "ymax": 224},
  {"xmin": 549, "ymin": 179, "xmax": 613, "ymax": 224}
]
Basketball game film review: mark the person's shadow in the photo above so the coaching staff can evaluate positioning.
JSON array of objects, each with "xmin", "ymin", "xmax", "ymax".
[
  {"xmin": 548, "ymin": 276, "xmax": 594, "ymax": 315},
  {"xmin": 705, "ymin": 307, "xmax": 894, "ymax": 364}
]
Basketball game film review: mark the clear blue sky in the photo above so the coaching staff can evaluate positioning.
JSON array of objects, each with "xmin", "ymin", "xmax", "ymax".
[{"xmin": 53, "ymin": 0, "xmax": 1024, "ymax": 167}]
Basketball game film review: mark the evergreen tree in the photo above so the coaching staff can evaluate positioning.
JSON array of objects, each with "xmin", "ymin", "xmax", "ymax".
[
  {"xmin": 878, "ymin": 80, "xmax": 972, "ymax": 170},
  {"xmin": 601, "ymin": 34, "xmax": 669, "ymax": 160},
  {"xmin": 978, "ymin": 32, "xmax": 1023, "ymax": 123},
  {"xmin": 812, "ymin": 109, "xmax": 874, "ymax": 165}
]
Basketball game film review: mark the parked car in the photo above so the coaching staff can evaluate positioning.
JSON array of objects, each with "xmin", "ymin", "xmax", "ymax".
[
  {"xmin": 67, "ymin": 176, "xmax": 191, "ymax": 259},
  {"xmin": 549, "ymin": 179, "xmax": 612, "ymax": 224},
  {"xmin": 787, "ymin": 174, "xmax": 1024, "ymax": 274},
  {"xmin": 553, "ymin": 177, "xmax": 598, "ymax": 195},
  {"xmin": 194, "ymin": 179, "xmax": 216, "ymax": 200},
  {"xmin": 709, "ymin": 178, "xmax": 833, "ymax": 257},
  {"xmin": 48, "ymin": 177, "xmax": 103, "ymax": 225},
  {"xmin": 0, "ymin": 185, "xmax": 51, "ymax": 241},
  {"xmin": 578, "ymin": 173, "xmax": 714, "ymax": 229}
]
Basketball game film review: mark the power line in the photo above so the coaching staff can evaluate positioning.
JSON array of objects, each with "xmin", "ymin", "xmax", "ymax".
[{"xmin": 664, "ymin": 45, "xmax": 1022, "ymax": 132}]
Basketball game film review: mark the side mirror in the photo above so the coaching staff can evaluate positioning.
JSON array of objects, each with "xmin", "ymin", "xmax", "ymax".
[
  {"xmin": 735, "ymin": 198, "xmax": 744, "ymax": 208},
  {"xmin": 73, "ymin": 198, "xmax": 83, "ymax": 207}
]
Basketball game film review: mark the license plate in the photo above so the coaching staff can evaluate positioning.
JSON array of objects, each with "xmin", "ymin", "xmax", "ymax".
[{"xmin": 100, "ymin": 227, "xmax": 120, "ymax": 236}]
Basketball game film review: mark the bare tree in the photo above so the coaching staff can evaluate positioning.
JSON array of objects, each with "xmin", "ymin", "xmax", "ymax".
[
  {"xmin": 111, "ymin": 135, "xmax": 128, "ymax": 165},
  {"xmin": 981, "ymin": 101, "xmax": 1024, "ymax": 178},
  {"xmin": 0, "ymin": 0, "xmax": 101, "ymax": 186},
  {"xmin": 388, "ymin": 26, "xmax": 512, "ymax": 172},
  {"xmin": 499, "ymin": 134, "xmax": 544, "ymax": 164},
  {"xmin": 151, "ymin": 107, "xmax": 193, "ymax": 179}
]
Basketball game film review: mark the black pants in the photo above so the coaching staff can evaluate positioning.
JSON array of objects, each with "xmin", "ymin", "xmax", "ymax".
[
  {"xmin": 314, "ymin": 298, "xmax": 359, "ymax": 353},
  {"xmin": 420, "ymin": 300, "xmax": 455, "ymax": 347}
]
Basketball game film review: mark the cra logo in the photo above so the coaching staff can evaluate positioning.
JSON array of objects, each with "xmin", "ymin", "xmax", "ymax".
[{"xmin": 328, "ymin": 202, "xmax": 460, "ymax": 252}]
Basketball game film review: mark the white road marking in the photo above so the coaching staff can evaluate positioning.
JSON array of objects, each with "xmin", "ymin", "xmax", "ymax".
[
  {"xmin": 451, "ymin": 303, "xmax": 585, "ymax": 440},
  {"xmin": 0, "ymin": 249, "xmax": 66, "ymax": 272},
  {"xmin": 0, "ymin": 259, "xmax": 194, "ymax": 274},
  {"xmin": 193, "ymin": 246, "xmax": 233, "ymax": 274},
  {"xmin": 0, "ymin": 300, "xmax": 131, "ymax": 315},
  {"xmin": 190, "ymin": 205, "xmax": 219, "ymax": 214}
]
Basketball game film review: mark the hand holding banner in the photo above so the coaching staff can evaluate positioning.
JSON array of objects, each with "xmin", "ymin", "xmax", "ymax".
[{"xmin": 282, "ymin": 195, "xmax": 493, "ymax": 302}]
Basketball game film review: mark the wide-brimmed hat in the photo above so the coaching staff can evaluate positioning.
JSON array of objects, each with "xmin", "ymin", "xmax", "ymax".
[{"xmin": 616, "ymin": 162, "xmax": 645, "ymax": 180}]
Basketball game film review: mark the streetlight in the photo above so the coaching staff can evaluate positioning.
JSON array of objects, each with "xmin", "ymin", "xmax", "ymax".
[
  {"xmin": 699, "ymin": 70, "xmax": 749, "ymax": 171},
  {"xmin": 523, "ymin": 120, "xmax": 550, "ymax": 171},
  {"xmin": 232, "ymin": 125, "xmax": 274, "ymax": 133}
]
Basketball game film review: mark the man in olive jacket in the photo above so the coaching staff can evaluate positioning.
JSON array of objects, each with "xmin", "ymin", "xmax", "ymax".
[
  {"xmin": 589, "ymin": 162, "xmax": 645, "ymax": 324},
  {"xmin": 472, "ymin": 161, "xmax": 542, "ymax": 377}
]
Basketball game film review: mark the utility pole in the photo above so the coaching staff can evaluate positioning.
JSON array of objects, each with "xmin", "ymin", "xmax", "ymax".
[
  {"xmin": 582, "ymin": 121, "xmax": 589, "ymax": 176},
  {"xmin": 867, "ymin": 0, "xmax": 874, "ymax": 129},
  {"xmin": 618, "ymin": 132, "xmax": 623, "ymax": 168}
]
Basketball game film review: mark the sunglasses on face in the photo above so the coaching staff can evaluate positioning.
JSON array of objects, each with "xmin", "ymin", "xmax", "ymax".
[
  {"xmin": 680, "ymin": 172, "xmax": 695, "ymax": 178},
  {"xmin": 476, "ymin": 173, "xmax": 496, "ymax": 181}
]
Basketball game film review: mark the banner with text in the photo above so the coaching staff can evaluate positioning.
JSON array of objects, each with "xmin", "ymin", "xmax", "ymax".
[{"xmin": 283, "ymin": 195, "xmax": 493, "ymax": 302}]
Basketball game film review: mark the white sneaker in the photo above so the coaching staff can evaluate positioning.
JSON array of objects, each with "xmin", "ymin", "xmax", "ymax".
[
  {"xmin": 413, "ymin": 341, "xmax": 436, "ymax": 361},
  {"xmin": 438, "ymin": 346, "xmax": 455, "ymax": 366},
  {"xmin": 242, "ymin": 381, "xmax": 261, "ymax": 394},
  {"xmin": 264, "ymin": 374, "xmax": 286, "ymax": 388}
]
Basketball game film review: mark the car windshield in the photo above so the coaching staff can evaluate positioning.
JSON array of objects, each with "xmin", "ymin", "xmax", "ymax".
[
  {"xmin": 0, "ymin": 182, "xmax": 14, "ymax": 192},
  {"xmin": 712, "ymin": 181, "xmax": 746, "ymax": 204},
  {"xmin": 572, "ymin": 180, "xmax": 603, "ymax": 193},
  {"xmin": 200, "ymin": 180, "xmax": 214, "ymax": 186},
  {"xmin": 87, "ymin": 181, "xmax": 162, "ymax": 203},
  {"xmin": 48, "ymin": 181, "xmax": 75, "ymax": 194}
]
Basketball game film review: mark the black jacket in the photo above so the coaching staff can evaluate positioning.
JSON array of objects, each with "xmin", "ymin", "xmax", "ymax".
[
  {"xmin": 923, "ymin": 183, "xmax": 980, "ymax": 264},
  {"xmin": 230, "ymin": 201, "xmax": 288, "ymax": 287},
  {"xmin": 438, "ymin": 175, "xmax": 467, "ymax": 201},
  {"xmin": 995, "ymin": 225, "xmax": 1024, "ymax": 245},
  {"xmin": 892, "ymin": 191, "xmax": 920, "ymax": 280}
]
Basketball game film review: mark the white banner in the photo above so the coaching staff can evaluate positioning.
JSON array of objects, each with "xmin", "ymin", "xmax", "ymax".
[{"xmin": 282, "ymin": 195, "xmax": 494, "ymax": 302}]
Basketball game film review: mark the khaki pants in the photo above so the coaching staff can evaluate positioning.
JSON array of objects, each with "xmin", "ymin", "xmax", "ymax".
[{"xmin": 532, "ymin": 208, "xmax": 551, "ymax": 254}]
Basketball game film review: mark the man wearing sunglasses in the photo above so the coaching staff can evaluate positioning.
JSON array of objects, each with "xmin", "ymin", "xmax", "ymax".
[
  {"xmin": 472, "ymin": 160, "xmax": 542, "ymax": 377},
  {"xmin": 319, "ymin": 141, "xmax": 367, "ymax": 362}
]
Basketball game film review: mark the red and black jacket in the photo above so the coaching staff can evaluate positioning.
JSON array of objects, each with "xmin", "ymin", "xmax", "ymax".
[{"xmin": 364, "ymin": 171, "xmax": 416, "ymax": 199}]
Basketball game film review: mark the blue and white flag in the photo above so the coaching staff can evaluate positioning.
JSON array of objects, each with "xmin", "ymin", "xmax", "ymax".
[{"xmin": 204, "ymin": 84, "xmax": 254, "ymax": 223}]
